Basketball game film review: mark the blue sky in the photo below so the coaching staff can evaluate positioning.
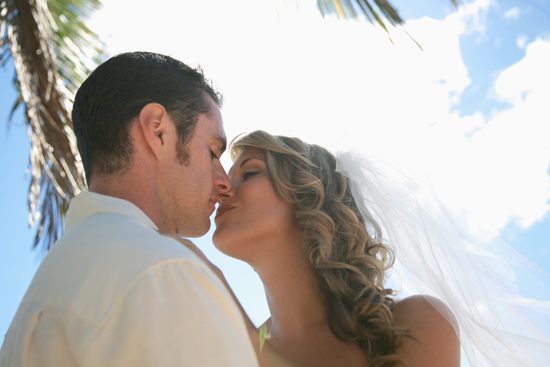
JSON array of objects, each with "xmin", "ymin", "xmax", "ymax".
[
  {"xmin": 1, "ymin": 1, "xmax": 549, "ymax": 365},
  {"xmin": 0, "ymin": 66, "xmax": 39, "ymax": 336}
]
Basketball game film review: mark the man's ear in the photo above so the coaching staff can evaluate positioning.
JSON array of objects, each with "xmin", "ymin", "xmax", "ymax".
[{"xmin": 137, "ymin": 103, "xmax": 172, "ymax": 159}]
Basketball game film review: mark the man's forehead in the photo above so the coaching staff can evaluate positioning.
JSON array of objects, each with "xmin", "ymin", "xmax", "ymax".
[{"xmin": 200, "ymin": 100, "xmax": 226, "ymax": 146}]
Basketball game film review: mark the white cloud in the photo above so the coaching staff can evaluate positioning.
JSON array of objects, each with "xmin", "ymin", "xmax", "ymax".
[
  {"xmin": 517, "ymin": 35, "xmax": 528, "ymax": 49},
  {"xmin": 455, "ymin": 0, "xmax": 493, "ymax": 41},
  {"xmin": 504, "ymin": 7, "xmax": 520, "ymax": 19},
  {"xmin": 495, "ymin": 38, "xmax": 550, "ymax": 104},
  {"xmin": 404, "ymin": 37, "xmax": 550, "ymax": 234}
]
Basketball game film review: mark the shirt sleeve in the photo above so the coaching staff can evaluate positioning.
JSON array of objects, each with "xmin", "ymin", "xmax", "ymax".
[{"xmin": 77, "ymin": 259, "xmax": 259, "ymax": 367}]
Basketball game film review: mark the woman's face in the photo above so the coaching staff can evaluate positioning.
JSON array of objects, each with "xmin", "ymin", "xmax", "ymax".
[{"xmin": 212, "ymin": 148, "xmax": 299, "ymax": 263}]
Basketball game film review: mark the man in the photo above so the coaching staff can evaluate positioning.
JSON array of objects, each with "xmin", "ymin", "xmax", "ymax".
[{"xmin": 0, "ymin": 52, "xmax": 259, "ymax": 366}]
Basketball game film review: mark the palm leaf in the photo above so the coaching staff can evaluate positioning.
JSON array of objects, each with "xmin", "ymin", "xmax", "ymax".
[
  {"xmin": 259, "ymin": 323, "xmax": 267, "ymax": 353},
  {"xmin": 0, "ymin": 0, "xmax": 105, "ymax": 254},
  {"xmin": 316, "ymin": 0, "xmax": 458, "ymax": 35}
]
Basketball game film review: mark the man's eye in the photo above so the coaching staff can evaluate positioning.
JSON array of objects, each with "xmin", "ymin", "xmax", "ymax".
[
  {"xmin": 211, "ymin": 151, "xmax": 219, "ymax": 160},
  {"xmin": 243, "ymin": 171, "xmax": 258, "ymax": 181}
]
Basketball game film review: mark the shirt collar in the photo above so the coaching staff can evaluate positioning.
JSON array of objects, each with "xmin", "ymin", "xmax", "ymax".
[{"xmin": 65, "ymin": 191, "xmax": 158, "ymax": 232}]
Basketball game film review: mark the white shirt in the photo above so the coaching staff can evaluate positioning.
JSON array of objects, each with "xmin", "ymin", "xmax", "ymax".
[{"xmin": 0, "ymin": 192, "xmax": 259, "ymax": 367}]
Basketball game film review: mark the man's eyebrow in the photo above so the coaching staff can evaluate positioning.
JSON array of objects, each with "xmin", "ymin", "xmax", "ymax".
[{"xmin": 239, "ymin": 156, "xmax": 265, "ymax": 168}]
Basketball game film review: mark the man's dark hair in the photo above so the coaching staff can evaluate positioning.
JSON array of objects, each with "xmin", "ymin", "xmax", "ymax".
[{"xmin": 72, "ymin": 51, "xmax": 222, "ymax": 184}]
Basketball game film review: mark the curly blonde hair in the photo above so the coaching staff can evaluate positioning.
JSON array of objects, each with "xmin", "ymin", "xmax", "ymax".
[{"xmin": 231, "ymin": 130, "xmax": 409, "ymax": 366}]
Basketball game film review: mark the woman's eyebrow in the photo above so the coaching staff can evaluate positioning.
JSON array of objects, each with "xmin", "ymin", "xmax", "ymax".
[{"xmin": 239, "ymin": 156, "xmax": 265, "ymax": 168}]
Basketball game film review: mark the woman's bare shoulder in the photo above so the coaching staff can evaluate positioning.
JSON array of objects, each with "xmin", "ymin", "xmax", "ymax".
[
  {"xmin": 393, "ymin": 295, "xmax": 457, "ymax": 327},
  {"xmin": 392, "ymin": 295, "xmax": 460, "ymax": 367}
]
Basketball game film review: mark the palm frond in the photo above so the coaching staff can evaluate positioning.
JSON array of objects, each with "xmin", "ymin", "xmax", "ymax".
[
  {"xmin": 316, "ymin": 0, "xmax": 458, "ymax": 34},
  {"xmin": 1, "ymin": 0, "xmax": 105, "ymax": 254}
]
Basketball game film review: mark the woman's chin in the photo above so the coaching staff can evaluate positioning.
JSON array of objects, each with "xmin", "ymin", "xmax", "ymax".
[
  {"xmin": 212, "ymin": 230, "xmax": 236, "ymax": 257},
  {"xmin": 214, "ymin": 234, "xmax": 254, "ymax": 265}
]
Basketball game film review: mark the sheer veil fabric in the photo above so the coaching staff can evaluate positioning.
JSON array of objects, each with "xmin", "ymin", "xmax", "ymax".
[{"xmin": 335, "ymin": 151, "xmax": 550, "ymax": 367}]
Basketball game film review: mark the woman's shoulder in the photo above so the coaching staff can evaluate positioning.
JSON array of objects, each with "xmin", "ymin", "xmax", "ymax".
[
  {"xmin": 392, "ymin": 295, "xmax": 460, "ymax": 367},
  {"xmin": 393, "ymin": 295, "xmax": 456, "ymax": 324},
  {"xmin": 392, "ymin": 294, "xmax": 458, "ymax": 338}
]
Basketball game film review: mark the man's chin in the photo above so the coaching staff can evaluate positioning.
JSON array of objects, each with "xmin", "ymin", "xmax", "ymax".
[{"xmin": 175, "ymin": 220, "xmax": 211, "ymax": 238}]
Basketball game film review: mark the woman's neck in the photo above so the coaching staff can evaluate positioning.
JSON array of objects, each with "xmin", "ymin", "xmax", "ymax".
[
  {"xmin": 253, "ymin": 239, "xmax": 370, "ymax": 367},
  {"xmin": 259, "ymin": 253, "xmax": 327, "ymax": 341}
]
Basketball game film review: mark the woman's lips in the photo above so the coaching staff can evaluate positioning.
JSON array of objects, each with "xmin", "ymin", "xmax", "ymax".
[{"xmin": 215, "ymin": 205, "xmax": 236, "ymax": 218}]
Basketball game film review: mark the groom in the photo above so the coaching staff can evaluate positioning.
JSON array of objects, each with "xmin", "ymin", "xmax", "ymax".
[{"xmin": 0, "ymin": 52, "xmax": 259, "ymax": 366}]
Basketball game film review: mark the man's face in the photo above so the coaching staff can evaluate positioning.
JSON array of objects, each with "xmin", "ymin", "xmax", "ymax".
[{"xmin": 159, "ymin": 95, "xmax": 232, "ymax": 237}]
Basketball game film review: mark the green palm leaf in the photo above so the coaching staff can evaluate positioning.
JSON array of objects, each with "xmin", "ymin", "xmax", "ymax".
[
  {"xmin": 259, "ymin": 323, "xmax": 267, "ymax": 353},
  {"xmin": 0, "ymin": 0, "xmax": 105, "ymax": 254},
  {"xmin": 317, "ymin": 0, "xmax": 458, "ymax": 33}
]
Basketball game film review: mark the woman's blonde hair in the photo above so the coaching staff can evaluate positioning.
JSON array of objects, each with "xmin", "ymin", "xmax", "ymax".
[{"xmin": 231, "ymin": 130, "xmax": 409, "ymax": 366}]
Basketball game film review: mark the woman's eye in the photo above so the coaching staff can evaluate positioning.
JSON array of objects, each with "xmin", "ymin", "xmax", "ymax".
[{"xmin": 243, "ymin": 171, "xmax": 258, "ymax": 181}]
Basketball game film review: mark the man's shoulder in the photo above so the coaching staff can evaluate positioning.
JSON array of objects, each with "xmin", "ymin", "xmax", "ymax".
[{"xmin": 24, "ymin": 212, "xmax": 205, "ymax": 326}]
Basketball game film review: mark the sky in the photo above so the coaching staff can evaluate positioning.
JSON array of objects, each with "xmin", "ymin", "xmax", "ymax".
[{"xmin": 1, "ymin": 0, "xmax": 549, "ymax": 365}]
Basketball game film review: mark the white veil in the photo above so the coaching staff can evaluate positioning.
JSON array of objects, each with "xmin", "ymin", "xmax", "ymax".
[{"xmin": 335, "ymin": 151, "xmax": 550, "ymax": 367}]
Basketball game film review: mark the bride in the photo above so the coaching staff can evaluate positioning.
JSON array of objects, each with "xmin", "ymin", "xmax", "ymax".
[{"xmin": 172, "ymin": 130, "xmax": 550, "ymax": 367}]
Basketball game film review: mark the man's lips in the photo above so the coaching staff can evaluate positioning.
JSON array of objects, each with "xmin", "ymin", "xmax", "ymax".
[{"xmin": 215, "ymin": 205, "xmax": 235, "ymax": 218}]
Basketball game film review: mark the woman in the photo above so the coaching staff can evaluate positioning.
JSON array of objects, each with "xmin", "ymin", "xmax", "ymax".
[
  {"xmin": 179, "ymin": 130, "xmax": 550, "ymax": 366},
  {"xmin": 212, "ymin": 130, "xmax": 459, "ymax": 367}
]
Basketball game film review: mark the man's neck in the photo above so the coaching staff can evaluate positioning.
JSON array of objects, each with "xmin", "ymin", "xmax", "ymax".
[{"xmin": 89, "ymin": 174, "xmax": 166, "ymax": 232}]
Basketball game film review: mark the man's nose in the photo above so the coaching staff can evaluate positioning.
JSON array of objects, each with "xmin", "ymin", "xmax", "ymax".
[{"xmin": 215, "ymin": 163, "xmax": 235, "ymax": 200}]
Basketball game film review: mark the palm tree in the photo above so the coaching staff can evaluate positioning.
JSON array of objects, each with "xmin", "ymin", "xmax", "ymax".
[
  {"xmin": 1, "ymin": 0, "xmax": 457, "ymax": 255},
  {"xmin": 0, "ymin": 0, "xmax": 104, "ymax": 254}
]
